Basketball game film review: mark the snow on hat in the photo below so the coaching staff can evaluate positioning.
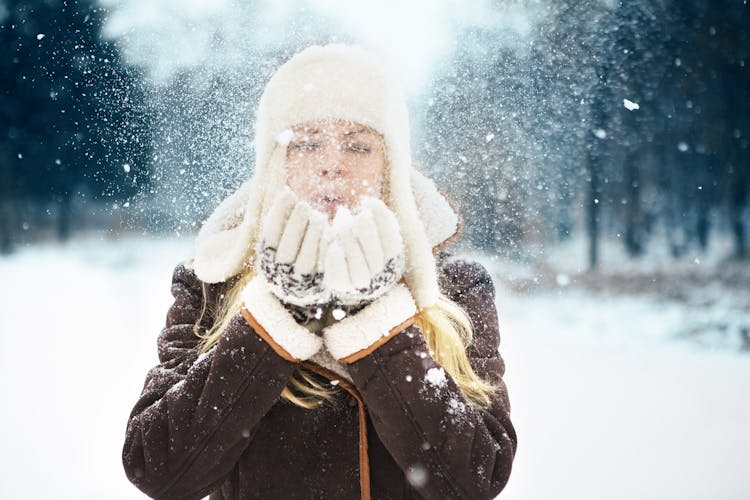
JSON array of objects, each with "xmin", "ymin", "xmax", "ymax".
[{"xmin": 191, "ymin": 43, "xmax": 461, "ymax": 310}]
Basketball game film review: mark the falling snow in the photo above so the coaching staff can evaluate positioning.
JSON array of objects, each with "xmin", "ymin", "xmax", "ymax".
[
  {"xmin": 3, "ymin": 1, "xmax": 748, "ymax": 498},
  {"xmin": 406, "ymin": 463, "xmax": 428, "ymax": 488},
  {"xmin": 623, "ymin": 98, "xmax": 640, "ymax": 111}
]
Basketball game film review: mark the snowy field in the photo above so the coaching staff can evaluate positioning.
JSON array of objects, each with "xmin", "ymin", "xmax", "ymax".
[{"xmin": 0, "ymin": 233, "xmax": 748, "ymax": 500}]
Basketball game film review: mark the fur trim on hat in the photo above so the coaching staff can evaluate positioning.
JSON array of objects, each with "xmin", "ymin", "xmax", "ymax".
[{"xmin": 191, "ymin": 43, "xmax": 462, "ymax": 310}]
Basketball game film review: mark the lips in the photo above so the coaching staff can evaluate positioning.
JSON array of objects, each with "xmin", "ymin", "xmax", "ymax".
[{"xmin": 321, "ymin": 194, "xmax": 343, "ymax": 207}]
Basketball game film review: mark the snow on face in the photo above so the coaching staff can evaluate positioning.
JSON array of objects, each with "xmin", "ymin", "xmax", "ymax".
[
  {"xmin": 284, "ymin": 119, "xmax": 387, "ymax": 222},
  {"xmin": 276, "ymin": 128, "xmax": 294, "ymax": 146}
]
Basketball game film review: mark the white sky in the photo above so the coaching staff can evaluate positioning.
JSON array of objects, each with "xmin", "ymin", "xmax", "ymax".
[{"xmin": 98, "ymin": 0, "xmax": 541, "ymax": 95}]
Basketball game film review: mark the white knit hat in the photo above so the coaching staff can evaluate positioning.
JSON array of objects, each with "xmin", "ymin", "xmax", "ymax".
[{"xmin": 191, "ymin": 43, "xmax": 461, "ymax": 310}]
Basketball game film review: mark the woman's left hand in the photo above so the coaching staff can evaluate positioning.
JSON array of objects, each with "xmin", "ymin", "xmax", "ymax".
[{"xmin": 322, "ymin": 196, "xmax": 406, "ymax": 306}]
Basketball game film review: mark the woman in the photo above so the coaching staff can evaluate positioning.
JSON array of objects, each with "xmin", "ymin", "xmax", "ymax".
[{"xmin": 122, "ymin": 43, "xmax": 517, "ymax": 500}]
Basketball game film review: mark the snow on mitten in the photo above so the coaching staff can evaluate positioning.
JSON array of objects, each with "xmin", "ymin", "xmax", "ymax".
[{"xmin": 256, "ymin": 185, "xmax": 332, "ymax": 307}]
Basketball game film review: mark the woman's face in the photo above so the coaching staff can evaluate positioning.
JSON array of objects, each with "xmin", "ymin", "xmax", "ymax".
[{"xmin": 284, "ymin": 118, "xmax": 387, "ymax": 221}]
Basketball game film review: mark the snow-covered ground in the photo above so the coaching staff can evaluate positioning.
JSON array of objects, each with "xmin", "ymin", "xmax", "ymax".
[{"xmin": 0, "ymin": 233, "xmax": 748, "ymax": 499}]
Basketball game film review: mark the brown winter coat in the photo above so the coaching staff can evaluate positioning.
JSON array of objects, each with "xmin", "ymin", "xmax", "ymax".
[{"xmin": 121, "ymin": 249, "xmax": 517, "ymax": 499}]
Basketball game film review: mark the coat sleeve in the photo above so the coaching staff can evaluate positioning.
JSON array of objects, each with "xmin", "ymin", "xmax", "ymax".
[
  {"xmin": 344, "ymin": 260, "xmax": 517, "ymax": 500},
  {"xmin": 121, "ymin": 263, "xmax": 298, "ymax": 500}
]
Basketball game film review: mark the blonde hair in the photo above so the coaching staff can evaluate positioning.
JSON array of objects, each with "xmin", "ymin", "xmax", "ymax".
[{"xmin": 192, "ymin": 253, "xmax": 502, "ymax": 411}]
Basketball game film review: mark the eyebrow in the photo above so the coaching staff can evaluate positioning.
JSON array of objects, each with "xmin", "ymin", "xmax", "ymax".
[{"xmin": 344, "ymin": 128, "xmax": 383, "ymax": 139}]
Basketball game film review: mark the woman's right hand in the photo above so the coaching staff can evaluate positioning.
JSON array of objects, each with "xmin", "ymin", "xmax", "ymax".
[{"xmin": 255, "ymin": 185, "xmax": 332, "ymax": 307}]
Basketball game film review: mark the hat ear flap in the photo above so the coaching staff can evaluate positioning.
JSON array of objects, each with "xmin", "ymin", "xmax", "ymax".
[
  {"xmin": 409, "ymin": 168, "xmax": 461, "ymax": 251},
  {"xmin": 192, "ymin": 176, "xmax": 259, "ymax": 283},
  {"xmin": 192, "ymin": 143, "xmax": 291, "ymax": 284}
]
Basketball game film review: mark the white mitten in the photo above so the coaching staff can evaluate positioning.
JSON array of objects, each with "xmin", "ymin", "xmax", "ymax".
[
  {"xmin": 322, "ymin": 196, "xmax": 406, "ymax": 306},
  {"xmin": 256, "ymin": 185, "xmax": 332, "ymax": 307}
]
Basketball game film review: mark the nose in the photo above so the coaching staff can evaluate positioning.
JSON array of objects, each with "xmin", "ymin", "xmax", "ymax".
[
  {"xmin": 321, "ymin": 167, "xmax": 345, "ymax": 179},
  {"xmin": 319, "ymin": 142, "xmax": 348, "ymax": 179}
]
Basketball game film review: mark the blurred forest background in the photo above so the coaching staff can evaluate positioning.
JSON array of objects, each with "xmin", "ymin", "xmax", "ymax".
[
  {"xmin": 2, "ymin": 2, "xmax": 750, "ymax": 499},
  {"xmin": 2, "ymin": 0, "xmax": 748, "ymax": 267}
]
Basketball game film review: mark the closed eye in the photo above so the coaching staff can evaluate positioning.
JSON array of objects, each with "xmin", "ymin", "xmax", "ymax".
[
  {"xmin": 289, "ymin": 141, "xmax": 321, "ymax": 151},
  {"xmin": 345, "ymin": 142, "xmax": 372, "ymax": 153}
]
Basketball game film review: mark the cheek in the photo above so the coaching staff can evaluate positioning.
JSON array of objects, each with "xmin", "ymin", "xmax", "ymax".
[
  {"xmin": 354, "ymin": 158, "xmax": 386, "ymax": 195},
  {"xmin": 284, "ymin": 160, "xmax": 315, "ymax": 194}
]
